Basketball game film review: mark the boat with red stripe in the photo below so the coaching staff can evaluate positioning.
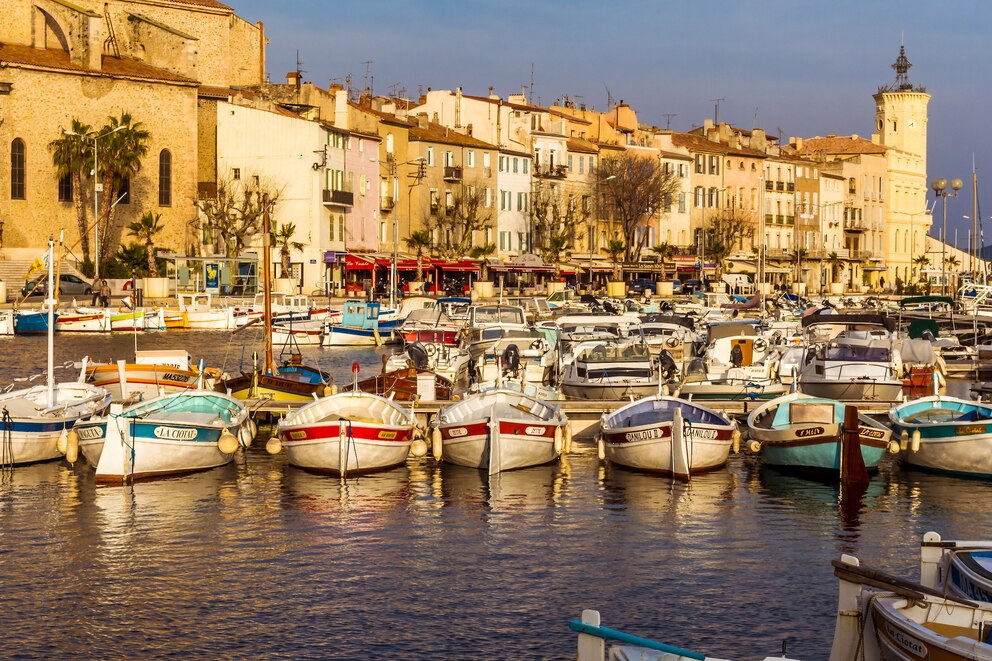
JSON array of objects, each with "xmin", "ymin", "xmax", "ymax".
[{"xmin": 431, "ymin": 388, "xmax": 569, "ymax": 475}]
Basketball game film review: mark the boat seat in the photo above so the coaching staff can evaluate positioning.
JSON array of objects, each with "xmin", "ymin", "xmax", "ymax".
[
  {"xmin": 955, "ymin": 409, "xmax": 990, "ymax": 423},
  {"xmin": 905, "ymin": 408, "xmax": 963, "ymax": 423}
]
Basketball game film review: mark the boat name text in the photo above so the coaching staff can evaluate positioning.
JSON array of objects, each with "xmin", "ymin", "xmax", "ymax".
[{"xmin": 153, "ymin": 426, "xmax": 198, "ymax": 441}]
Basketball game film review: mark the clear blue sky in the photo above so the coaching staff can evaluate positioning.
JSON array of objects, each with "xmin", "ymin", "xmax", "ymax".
[{"xmin": 236, "ymin": 0, "xmax": 991, "ymax": 247}]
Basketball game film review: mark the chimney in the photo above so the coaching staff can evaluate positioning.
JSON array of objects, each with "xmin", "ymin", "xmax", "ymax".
[
  {"xmin": 287, "ymin": 71, "xmax": 299, "ymax": 86},
  {"xmin": 794, "ymin": 136, "xmax": 804, "ymax": 151},
  {"xmin": 751, "ymin": 128, "xmax": 767, "ymax": 151},
  {"xmin": 77, "ymin": 13, "xmax": 103, "ymax": 70},
  {"xmin": 703, "ymin": 118, "xmax": 714, "ymax": 133},
  {"xmin": 489, "ymin": 86, "xmax": 498, "ymax": 100},
  {"xmin": 417, "ymin": 113, "xmax": 428, "ymax": 129},
  {"xmin": 851, "ymin": 134, "xmax": 859, "ymax": 141},
  {"xmin": 455, "ymin": 86, "xmax": 462, "ymax": 128},
  {"xmin": 334, "ymin": 89, "xmax": 349, "ymax": 130},
  {"xmin": 718, "ymin": 123, "xmax": 731, "ymax": 143}
]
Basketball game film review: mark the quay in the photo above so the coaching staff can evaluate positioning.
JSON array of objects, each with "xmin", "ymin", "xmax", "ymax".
[{"xmin": 246, "ymin": 396, "xmax": 902, "ymax": 440}]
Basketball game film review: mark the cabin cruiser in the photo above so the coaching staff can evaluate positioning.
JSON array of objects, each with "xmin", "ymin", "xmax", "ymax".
[
  {"xmin": 462, "ymin": 305, "xmax": 530, "ymax": 359},
  {"xmin": 796, "ymin": 313, "xmax": 903, "ymax": 402},
  {"xmin": 464, "ymin": 328, "xmax": 557, "ymax": 388},
  {"xmin": 638, "ymin": 314, "xmax": 698, "ymax": 371},
  {"xmin": 677, "ymin": 321, "xmax": 786, "ymax": 400},
  {"xmin": 560, "ymin": 342, "xmax": 660, "ymax": 400}
]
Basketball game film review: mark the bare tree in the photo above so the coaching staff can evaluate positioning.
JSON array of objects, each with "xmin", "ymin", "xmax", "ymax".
[
  {"xmin": 704, "ymin": 208, "xmax": 757, "ymax": 278},
  {"xmin": 531, "ymin": 182, "xmax": 588, "ymax": 271},
  {"xmin": 194, "ymin": 174, "xmax": 283, "ymax": 257},
  {"xmin": 595, "ymin": 151, "xmax": 681, "ymax": 263},
  {"xmin": 425, "ymin": 178, "xmax": 494, "ymax": 259}
]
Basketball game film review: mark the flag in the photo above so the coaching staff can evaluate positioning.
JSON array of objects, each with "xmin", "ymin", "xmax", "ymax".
[{"xmin": 24, "ymin": 254, "xmax": 48, "ymax": 279}]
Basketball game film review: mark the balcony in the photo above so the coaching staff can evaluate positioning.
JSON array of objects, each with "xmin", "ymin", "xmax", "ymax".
[
  {"xmin": 380, "ymin": 196, "xmax": 394, "ymax": 211},
  {"xmin": 764, "ymin": 213, "xmax": 774, "ymax": 224},
  {"xmin": 322, "ymin": 188, "xmax": 354, "ymax": 207},
  {"xmin": 765, "ymin": 181, "xmax": 774, "ymax": 191},
  {"xmin": 534, "ymin": 163, "xmax": 568, "ymax": 179},
  {"xmin": 775, "ymin": 181, "xmax": 785, "ymax": 191},
  {"xmin": 786, "ymin": 182, "xmax": 795, "ymax": 192},
  {"xmin": 443, "ymin": 166, "xmax": 463, "ymax": 181}
]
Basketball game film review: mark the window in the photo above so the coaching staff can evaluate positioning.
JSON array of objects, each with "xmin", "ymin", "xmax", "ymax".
[
  {"xmin": 444, "ymin": 151, "xmax": 454, "ymax": 167},
  {"xmin": 385, "ymin": 134, "xmax": 394, "ymax": 153},
  {"xmin": 709, "ymin": 155, "xmax": 718, "ymax": 175},
  {"xmin": 329, "ymin": 216, "xmax": 335, "ymax": 241},
  {"xmin": 484, "ymin": 187, "xmax": 492, "ymax": 208},
  {"xmin": 483, "ymin": 153, "xmax": 491, "ymax": 169},
  {"xmin": 568, "ymin": 154, "xmax": 573, "ymax": 173},
  {"xmin": 467, "ymin": 151, "xmax": 476, "ymax": 167},
  {"xmin": 158, "ymin": 149, "xmax": 172, "ymax": 206},
  {"xmin": 359, "ymin": 173, "xmax": 367, "ymax": 196},
  {"xmin": 11, "ymin": 138, "xmax": 25, "ymax": 199},
  {"xmin": 517, "ymin": 192, "xmax": 524, "ymax": 211},
  {"xmin": 694, "ymin": 154, "xmax": 704, "ymax": 174},
  {"xmin": 678, "ymin": 192, "xmax": 686, "ymax": 213},
  {"xmin": 339, "ymin": 216, "xmax": 345, "ymax": 243},
  {"xmin": 58, "ymin": 173, "xmax": 72, "ymax": 203},
  {"xmin": 694, "ymin": 186, "xmax": 703, "ymax": 208},
  {"xmin": 588, "ymin": 157, "xmax": 594, "ymax": 171},
  {"xmin": 708, "ymin": 187, "xmax": 718, "ymax": 207},
  {"xmin": 512, "ymin": 158, "xmax": 518, "ymax": 174},
  {"xmin": 578, "ymin": 156, "xmax": 584, "ymax": 175},
  {"xmin": 426, "ymin": 147, "xmax": 435, "ymax": 166},
  {"xmin": 232, "ymin": 167, "xmax": 241, "ymax": 180},
  {"xmin": 523, "ymin": 158, "xmax": 529, "ymax": 174}
]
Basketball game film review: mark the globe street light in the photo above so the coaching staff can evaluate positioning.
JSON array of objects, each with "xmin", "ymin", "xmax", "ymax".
[
  {"xmin": 931, "ymin": 177, "xmax": 963, "ymax": 294},
  {"xmin": 64, "ymin": 125, "xmax": 125, "ymax": 279}
]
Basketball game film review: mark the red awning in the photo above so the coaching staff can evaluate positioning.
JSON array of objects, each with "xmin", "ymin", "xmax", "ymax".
[
  {"xmin": 373, "ymin": 257, "xmax": 424, "ymax": 271},
  {"xmin": 434, "ymin": 259, "xmax": 479, "ymax": 273},
  {"xmin": 491, "ymin": 264, "xmax": 555, "ymax": 273},
  {"xmin": 344, "ymin": 254, "xmax": 375, "ymax": 270}
]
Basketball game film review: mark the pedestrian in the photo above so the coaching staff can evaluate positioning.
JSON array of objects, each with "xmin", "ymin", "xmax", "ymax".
[
  {"xmin": 90, "ymin": 277, "xmax": 100, "ymax": 306},
  {"xmin": 99, "ymin": 279, "xmax": 111, "ymax": 307},
  {"xmin": 879, "ymin": 276, "xmax": 886, "ymax": 292}
]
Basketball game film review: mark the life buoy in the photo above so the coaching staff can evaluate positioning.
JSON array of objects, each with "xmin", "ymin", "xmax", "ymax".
[
  {"xmin": 753, "ymin": 338, "xmax": 768, "ymax": 352},
  {"xmin": 665, "ymin": 336, "xmax": 682, "ymax": 349}
]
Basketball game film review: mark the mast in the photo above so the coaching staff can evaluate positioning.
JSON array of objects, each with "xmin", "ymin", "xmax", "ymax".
[
  {"xmin": 262, "ymin": 194, "xmax": 275, "ymax": 374},
  {"xmin": 46, "ymin": 235, "xmax": 57, "ymax": 407},
  {"xmin": 973, "ymin": 165, "xmax": 980, "ymax": 282}
]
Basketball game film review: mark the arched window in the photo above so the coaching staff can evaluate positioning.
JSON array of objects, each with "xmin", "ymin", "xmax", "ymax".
[
  {"xmin": 158, "ymin": 149, "xmax": 172, "ymax": 206},
  {"xmin": 10, "ymin": 138, "xmax": 25, "ymax": 200}
]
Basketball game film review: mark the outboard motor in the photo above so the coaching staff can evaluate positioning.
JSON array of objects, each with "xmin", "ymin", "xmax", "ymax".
[
  {"xmin": 603, "ymin": 300, "xmax": 621, "ymax": 315},
  {"xmin": 502, "ymin": 344, "xmax": 521, "ymax": 377},
  {"xmin": 407, "ymin": 343, "xmax": 430, "ymax": 370},
  {"xmin": 730, "ymin": 342, "xmax": 744, "ymax": 368},
  {"xmin": 658, "ymin": 349, "xmax": 679, "ymax": 381}
]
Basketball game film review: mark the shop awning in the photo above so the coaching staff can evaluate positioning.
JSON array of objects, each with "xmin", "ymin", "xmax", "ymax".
[
  {"xmin": 434, "ymin": 259, "xmax": 479, "ymax": 272},
  {"xmin": 344, "ymin": 254, "xmax": 375, "ymax": 270},
  {"xmin": 491, "ymin": 263, "xmax": 555, "ymax": 273}
]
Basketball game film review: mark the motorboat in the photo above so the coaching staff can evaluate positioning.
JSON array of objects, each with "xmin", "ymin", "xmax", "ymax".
[
  {"xmin": 321, "ymin": 300, "xmax": 397, "ymax": 347},
  {"xmin": 467, "ymin": 327, "xmax": 556, "ymax": 388},
  {"xmin": 356, "ymin": 366, "xmax": 453, "ymax": 402},
  {"xmin": 560, "ymin": 342, "xmax": 660, "ymax": 400},
  {"xmin": 431, "ymin": 388, "xmax": 568, "ymax": 474},
  {"xmin": 462, "ymin": 305, "xmax": 530, "ymax": 359},
  {"xmin": 599, "ymin": 394, "xmax": 737, "ymax": 478},
  {"xmin": 173, "ymin": 293, "xmax": 235, "ymax": 330},
  {"xmin": 746, "ymin": 391, "xmax": 893, "ymax": 475},
  {"xmin": 920, "ymin": 531, "xmax": 992, "ymax": 604},
  {"xmin": 675, "ymin": 322, "xmax": 786, "ymax": 401},
  {"xmin": 273, "ymin": 389, "xmax": 418, "ymax": 475},
  {"xmin": 638, "ymin": 315, "xmax": 698, "ymax": 366},
  {"xmin": 82, "ymin": 390, "xmax": 250, "ymax": 482},
  {"xmin": 831, "ymin": 553, "xmax": 992, "ymax": 661},
  {"xmin": 888, "ymin": 395, "xmax": 992, "ymax": 478},
  {"xmin": 796, "ymin": 313, "xmax": 903, "ymax": 402}
]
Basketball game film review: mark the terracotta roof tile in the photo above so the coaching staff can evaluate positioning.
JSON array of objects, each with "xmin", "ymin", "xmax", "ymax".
[
  {"xmin": 797, "ymin": 136, "xmax": 887, "ymax": 156},
  {"xmin": 159, "ymin": 0, "xmax": 232, "ymax": 10},
  {"xmin": 0, "ymin": 43, "xmax": 197, "ymax": 84},
  {"xmin": 409, "ymin": 123, "xmax": 496, "ymax": 149},
  {"xmin": 566, "ymin": 137, "xmax": 598, "ymax": 154}
]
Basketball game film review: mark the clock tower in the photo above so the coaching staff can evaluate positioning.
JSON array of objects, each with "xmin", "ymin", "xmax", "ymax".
[{"xmin": 873, "ymin": 45, "xmax": 930, "ymax": 161}]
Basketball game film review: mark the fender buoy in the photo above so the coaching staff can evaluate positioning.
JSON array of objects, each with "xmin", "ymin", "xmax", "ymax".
[
  {"xmin": 563, "ymin": 424, "xmax": 573, "ymax": 454},
  {"xmin": 410, "ymin": 439, "xmax": 428, "ymax": 457},
  {"xmin": 732, "ymin": 428, "xmax": 741, "ymax": 454},
  {"xmin": 238, "ymin": 425, "xmax": 253, "ymax": 448},
  {"xmin": 432, "ymin": 427, "xmax": 443, "ymax": 461},
  {"xmin": 748, "ymin": 439, "xmax": 761, "ymax": 454},
  {"xmin": 597, "ymin": 437, "xmax": 606, "ymax": 461},
  {"xmin": 57, "ymin": 428, "xmax": 69, "ymax": 455},
  {"xmin": 900, "ymin": 430, "xmax": 909, "ymax": 451},
  {"xmin": 65, "ymin": 429, "xmax": 79, "ymax": 464},
  {"xmin": 218, "ymin": 428, "xmax": 239, "ymax": 454},
  {"xmin": 553, "ymin": 426, "xmax": 563, "ymax": 454},
  {"xmin": 266, "ymin": 436, "xmax": 282, "ymax": 455},
  {"xmin": 911, "ymin": 429, "xmax": 921, "ymax": 453},
  {"xmin": 887, "ymin": 440, "xmax": 901, "ymax": 454}
]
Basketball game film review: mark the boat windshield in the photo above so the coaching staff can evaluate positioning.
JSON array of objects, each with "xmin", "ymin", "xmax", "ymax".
[
  {"xmin": 823, "ymin": 345, "xmax": 890, "ymax": 362},
  {"xmin": 578, "ymin": 344, "xmax": 651, "ymax": 363},
  {"xmin": 472, "ymin": 307, "xmax": 525, "ymax": 325},
  {"xmin": 585, "ymin": 367, "xmax": 654, "ymax": 379}
]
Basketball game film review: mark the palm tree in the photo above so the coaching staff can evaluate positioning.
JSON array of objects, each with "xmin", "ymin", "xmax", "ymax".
[
  {"xmin": 605, "ymin": 238, "xmax": 626, "ymax": 281},
  {"xmin": 469, "ymin": 243, "xmax": 497, "ymax": 281},
  {"xmin": 651, "ymin": 242, "xmax": 673, "ymax": 279},
  {"xmin": 127, "ymin": 211, "xmax": 164, "ymax": 276},
  {"xmin": 97, "ymin": 112, "xmax": 150, "ymax": 266},
  {"xmin": 115, "ymin": 242, "xmax": 148, "ymax": 276},
  {"xmin": 913, "ymin": 254, "xmax": 930, "ymax": 280},
  {"xmin": 545, "ymin": 235, "xmax": 571, "ymax": 277},
  {"xmin": 405, "ymin": 229, "xmax": 432, "ymax": 282},
  {"xmin": 49, "ymin": 119, "xmax": 93, "ymax": 262},
  {"xmin": 827, "ymin": 251, "xmax": 843, "ymax": 284},
  {"xmin": 272, "ymin": 222, "xmax": 305, "ymax": 279},
  {"xmin": 945, "ymin": 255, "xmax": 960, "ymax": 269}
]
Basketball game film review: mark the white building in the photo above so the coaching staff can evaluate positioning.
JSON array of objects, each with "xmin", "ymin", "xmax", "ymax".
[{"xmin": 497, "ymin": 149, "xmax": 532, "ymax": 257}]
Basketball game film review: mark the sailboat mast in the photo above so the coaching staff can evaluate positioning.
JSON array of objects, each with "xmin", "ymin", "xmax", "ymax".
[
  {"xmin": 262, "ymin": 194, "xmax": 275, "ymax": 373},
  {"xmin": 46, "ymin": 235, "xmax": 56, "ymax": 408},
  {"xmin": 973, "ymin": 167, "xmax": 980, "ymax": 282}
]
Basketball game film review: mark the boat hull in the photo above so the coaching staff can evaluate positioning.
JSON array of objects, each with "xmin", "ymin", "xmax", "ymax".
[
  {"xmin": 797, "ymin": 377, "xmax": 902, "ymax": 402},
  {"xmin": 437, "ymin": 418, "xmax": 560, "ymax": 474},
  {"xmin": 280, "ymin": 421, "xmax": 412, "ymax": 475},
  {"xmin": 754, "ymin": 424, "xmax": 889, "ymax": 472},
  {"xmin": 0, "ymin": 383, "xmax": 110, "ymax": 464},
  {"xmin": 561, "ymin": 381, "xmax": 660, "ymax": 401},
  {"xmin": 889, "ymin": 396, "xmax": 992, "ymax": 478}
]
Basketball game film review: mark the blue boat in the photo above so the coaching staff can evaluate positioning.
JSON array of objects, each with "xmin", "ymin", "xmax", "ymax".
[
  {"xmin": 14, "ymin": 310, "xmax": 56, "ymax": 335},
  {"xmin": 321, "ymin": 301, "xmax": 398, "ymax": 347},
  {"xmin": 889, "ymin": 395, "xmax": 992, "ymax": 478},
  {"xmin": 746, "ymin": 391, "xmax": 893, "ymax": 475}
]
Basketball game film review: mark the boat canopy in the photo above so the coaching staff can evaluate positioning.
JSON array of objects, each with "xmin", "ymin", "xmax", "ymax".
[
  {"xmin": 800, "ymin": 312, "xmax": 896, "ymax": 332},
  {"xmin": 899, "ymin": 295, "xmax": 955, "ymax": 308},
  {"xmin": 639, "ymin": 314, "xmax": 695, "ymax": 330}
]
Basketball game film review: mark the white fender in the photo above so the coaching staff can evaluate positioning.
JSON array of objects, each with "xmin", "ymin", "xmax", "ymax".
[
  {"xmin": 266, "ymin": 436, "xmax": 282, "ymax": 455},
  {"xmin": 748, "ymin": 439, "xmax": 761, "ymax": 454},
  {"xmin": 218, "ymin": 428, "xmax": 239, "ymax": 454},
  {"xmin": 732, "ymin": 428, "xmax": 741, "ymax": 454},
  {"xmin": 597, "ymin": 437, "xmax": 606, "ymax": 461},
  {"xmin": 57, "ymin": 428, "xmax": 69, "ymax": 455},
  {"xmin": 553, "ymin": 426, "xmax": 563, "ymax": 454},
  {"xmin": 900, "ymin": 430, "xmax": 909, "ymax": 451},
  {"xmin": 563, "ymin": 424, "xmax": 573, "ymax": 454},
  {"xmin": 887, "ymin": 440, "xmax": 900, "ymax": 454},
  {"xmin": 432, "ymin": 427, "xmax": 443, "ymax": 461},
  {"xmin": 65, "ymin": 429, "xmax": 79, "ymax": 464},
  {"xmin": 911, "ymin": 429, "xmax": 921, "ymax": 453},
  {"xmin": 410, "ymin": 439, "xmax": 428, "ymax": 457}
]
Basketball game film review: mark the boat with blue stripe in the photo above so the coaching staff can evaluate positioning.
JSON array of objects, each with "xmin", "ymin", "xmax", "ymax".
[
  {"xmin": 889, "ymin": 395, "xmax": 992, "ymax": 478},
  {"xmin": 83, "ymin": 390, "xmax": 252, "ymax": 483}
]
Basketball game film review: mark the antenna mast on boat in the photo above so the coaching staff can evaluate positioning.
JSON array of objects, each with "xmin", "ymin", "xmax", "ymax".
[
  {"xmin": 46, "ymin": 234, "xmax": 60, "ymax": 408},
  {"xmin": 262, "ymin": 194, "xmax": 275, "ymax": 374}
]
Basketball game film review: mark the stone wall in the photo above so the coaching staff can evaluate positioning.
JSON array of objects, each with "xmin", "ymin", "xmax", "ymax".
[{"xmin": 0, "ymin": 66, "xmax": 198, "ymax": 256}]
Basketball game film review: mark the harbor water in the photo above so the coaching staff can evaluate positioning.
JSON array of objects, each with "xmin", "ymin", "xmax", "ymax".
[{"xmin": 1, "ymin": 332, "xmax": 991, "ymax": 659}]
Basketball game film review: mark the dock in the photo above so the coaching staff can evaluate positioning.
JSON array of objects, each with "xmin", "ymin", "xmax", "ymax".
[{"xmin": 246, "ymin": 396, "xmax": 901, "ymax": 440}]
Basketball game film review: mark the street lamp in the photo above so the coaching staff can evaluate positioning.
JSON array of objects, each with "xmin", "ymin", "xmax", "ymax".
[
  {"xmin": 590, "ymin": 174, "xmax": 616, "ymax": 290},
  {"xmin": 64, "ymin": 125, "xmax": 125, "ymax": 279},
  {"xmin": 931, "ymin": 177, "xmax": 963, "ymax": 294}
]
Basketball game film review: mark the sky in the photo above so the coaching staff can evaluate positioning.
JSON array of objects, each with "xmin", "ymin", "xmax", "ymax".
[{"xmin": 235, "ymin": 0, "xmax": 992, "ymax": 248}]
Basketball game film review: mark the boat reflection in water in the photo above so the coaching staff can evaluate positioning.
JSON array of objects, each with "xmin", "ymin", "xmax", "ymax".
[{"xmin": 429, "ymin": 457, "xmax": 574, "ymax": 512}]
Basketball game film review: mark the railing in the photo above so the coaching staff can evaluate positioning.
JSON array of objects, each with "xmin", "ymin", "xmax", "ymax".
[
  {"xmin": 775, "ymin": 181, "xmax": 785, "ymax": 191},
  {"xmin": 322, "ymin": 189, "xmax": 354, "ymax": 206},
  {"xmin": 534, "ymin": 164, "xmax": 568, "ymax": 178},
  {"xmin": 380, "ymin": 196, "xmax": 394, "ymax": 211},
  {"xmin": 443, "ymin": 166, "xmax": 463, "ymax": 181},
  {"xmin": 765, "ymin": 181, "xmax": 774, "ymax": 190},
  {"xmin": 787, "ymin": 182, "xmax": 795, "ymax": 192},
  {"xmin": 764, "ymin": 213, "xmax": 774, "ymax": 224}
]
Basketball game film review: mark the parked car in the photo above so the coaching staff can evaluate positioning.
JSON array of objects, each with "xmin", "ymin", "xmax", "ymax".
[
  {"xmin": 683, "ymin": 278, "xmax": 703, "ymax": 294},
  {"xmin": 669, "ymin": 278, "xmax": 684, "ymax": 294},
  {"xmin": 22, "ymin": 273, "xmax": 92, "ymax": 297},
  {"xmin": 628, "ymin": 278, "xmax": 656, "ymax": 295}
]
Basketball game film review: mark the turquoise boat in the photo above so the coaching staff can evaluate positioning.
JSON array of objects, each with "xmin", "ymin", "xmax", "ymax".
[
  {"xmin": 746, "ymin": 391, "xmax": 893, "ymax": 475},
  {"xmin": 889, "ymin": 396, "xmax": 992, "ymax": 478}
]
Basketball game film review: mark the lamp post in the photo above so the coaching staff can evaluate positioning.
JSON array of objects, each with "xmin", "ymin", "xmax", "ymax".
[
  {"xmin": 590, "ymin": 174, "xmax": 616, "ymax": 291},
  {"xmin": 64, "ymin": 125, "xmax": 125, "ymax": 279},
  {"xmin": 931, "ymin": 177, "xmax": 963, "ymax": 294}
]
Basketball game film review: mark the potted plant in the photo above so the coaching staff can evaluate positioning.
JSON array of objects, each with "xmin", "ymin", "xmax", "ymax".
[
  {"xmin": 469, "ymin": 243, "xmax": 496, "ymax": 299},
  {"xmin": 127, "ymin": 211, "xmax": 169, "ymax": 298},
  {"xmin": 827, "ymin": 251, "xmax": 844, "ymax": 294},
  {"xmin": 404, "ymin": 229, "xmax": 432, "ymax": 295},
  {"xmin": 604, "ymin": 238, "xmax": 626, "ymax": 298},
  {"xmin": 651, "ymin": 242, "xmax": 674, "ymax": 296},
  {"xmin": 272, "ymin": 222, "xmax": 303, "ymax": 294}
]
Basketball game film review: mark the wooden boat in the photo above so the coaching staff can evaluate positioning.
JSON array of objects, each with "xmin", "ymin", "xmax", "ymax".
[
  {"xmin": 14, "ymin": 309, "xmax": 55, "ymax": 335},
  {"xmin": 600, "ymin": 395, "xmax": 737, "ymax": 478},
  {"xmin": 831, "ymin": 553, "xmax": 992, "ymax": 661},
  {"xmin": 356, "ymin": 366, "xmax": 453, "ymax": 402},
  {"xmin": 432, "ymin": 388, "xmax": 568, "ymax": 474},
  {"xmin": 321, "ymin": 300, "xmax": 394, "ymax": 347},
  {"xmin": 888, "ymin": 395, "xmax": 992, "ymax": 478},
  {"xmin": 921, "ymin": 531, "xmax": 992, "ymax": 603},
  {"xmin": 84, "ymin": 391, "xmax": 250, "ymax": 482},
  {"xmin": 746, "ymin": 391, "xmax": 893, "ymax": 475},
  {"xmin": 54, "ymin": 310, "xmax": 106, "ymax": 332},
  {"xmin": 86, "ymin": 350, "xmax": 215, "ymax": 401},
  {"xmin": 273, "ymin": 390, "xmax": 418, "ymax": 475}
]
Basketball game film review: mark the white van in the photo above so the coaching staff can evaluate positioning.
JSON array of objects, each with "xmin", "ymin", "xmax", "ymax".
[{"xmin": 722, "ymin": 273, "xmax": 754, "ymax": 295}]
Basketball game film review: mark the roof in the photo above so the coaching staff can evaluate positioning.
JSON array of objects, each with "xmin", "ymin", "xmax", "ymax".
[
  {"xmin": 198, "ymin": 85, "xmax": 233, "ymax": 99},
  {"xmin": 566, "ymin": 137, "xmax": 598, "ymax": 154},
  {"xmin": 0, "ymin": 43, "xmax": 197, "ymax": 84},
  {"xmin": 462, "ymin": 93, "xmax": 543, "ymax": 113},
  {"xmin": 796, "ymin": 136, "xmax": 888, "ymax": 156},
  {"xmin": 660, "ymin": 149, "xmax": 692, "ymax": 161},
  {"xmin": 549, "ymin": 109, "xmax": 592, "ymax": 125},
  {"xmin": 156, "ymin": 0, "xmax": 232, "ymax": 10},
  {"xmin": 409, "ymin": 123, "xmax": 497, "ymax": 150}
]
